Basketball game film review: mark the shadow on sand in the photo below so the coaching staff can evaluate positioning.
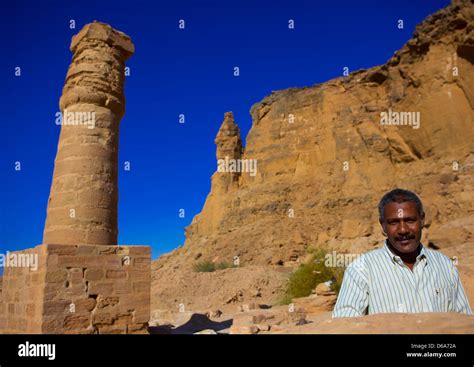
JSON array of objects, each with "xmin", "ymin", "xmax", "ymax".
[{"xmin": 148, "ymin": 313, "xmax": 233, "ymax": 334}]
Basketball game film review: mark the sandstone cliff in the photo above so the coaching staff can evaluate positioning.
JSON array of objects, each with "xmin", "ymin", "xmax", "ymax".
[{"xmin": 152, "ymin": 0, "xmax": 474, "ymax": 315}]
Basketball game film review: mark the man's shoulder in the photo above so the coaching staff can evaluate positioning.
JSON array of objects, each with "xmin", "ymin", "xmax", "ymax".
[
  {"xmin": 346, "ymin": 246, "xmax": 385, "ymax": 271},
  {"xmin": 355, "ymin": 246, "xmax": 387, "ymax": 263},
  {"xmin": 423, "ymin": 246, "xmax": 456, "ymax": 268}
]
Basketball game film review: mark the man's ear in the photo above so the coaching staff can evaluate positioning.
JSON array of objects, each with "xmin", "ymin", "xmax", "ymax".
[
  {"xmin": 379, "ymin": 219, "xmax": 387, "ymax": 237},
  {"xmin": 421, "ymin": 211, "xmax": 425, "ymax": 228}
]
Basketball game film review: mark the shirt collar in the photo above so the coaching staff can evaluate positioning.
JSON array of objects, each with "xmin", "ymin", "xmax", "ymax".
[{"xmin": 383, "ymin": 239, "xmax": 427, "ymax": 265}]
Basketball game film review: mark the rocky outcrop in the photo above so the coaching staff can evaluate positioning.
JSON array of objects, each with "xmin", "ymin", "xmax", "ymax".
[
  {"xmin": 215, "ymin": 112, "xmax": 243, "ymax": 163},
  {"xmin": 189, "ymin": 112, "xmax": 244, "ymax": 236}
]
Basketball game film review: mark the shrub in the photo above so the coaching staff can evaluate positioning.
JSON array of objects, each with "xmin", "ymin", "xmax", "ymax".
[
  {"xmin": 193, "ymin": 260, "xmax": 236, "ymax": 272},
  {"xmin": 193, "ymin": 261, "xmax": 216, "ymax": 272},
  {"xmin": 215, "ymin": 261, "xmax": 235, "ymax": 270},
  {"xmin": 280, "ymin": 249, "xmax": 345, "ymax": 305}
]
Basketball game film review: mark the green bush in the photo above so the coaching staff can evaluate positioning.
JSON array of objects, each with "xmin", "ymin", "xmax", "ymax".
[
  {"xmin": 215, "ymin": 261, "xmax": 235, "ymax": 270},
  {"xmin": 280, "ymin": 249, "xmax": 345, "ymax": 305},
  {"xmin": 192, "ymin": 261, "xmax": 216, "ymax": 272},
  {"xmin": 193, "ymin": 260, "xmax": 236, "ymax": 273}
]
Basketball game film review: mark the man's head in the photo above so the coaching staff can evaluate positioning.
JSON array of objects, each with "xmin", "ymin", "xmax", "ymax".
[{"xmin": 378, "ymin": 188, "xmax": 425, "ymax": 254}]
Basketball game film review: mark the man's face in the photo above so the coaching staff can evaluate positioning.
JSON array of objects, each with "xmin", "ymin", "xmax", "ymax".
[{"xmin": 380, "ymin": 201, "xmax": 424, "ymax": 254}]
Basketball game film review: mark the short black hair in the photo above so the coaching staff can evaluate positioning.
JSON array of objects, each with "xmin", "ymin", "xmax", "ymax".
[{"xmin": 378, "ymin": 188, "xmax": 424, "ymax": 222}]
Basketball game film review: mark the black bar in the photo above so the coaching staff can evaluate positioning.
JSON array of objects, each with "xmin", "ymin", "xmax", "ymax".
[{"xmin": 0, "ymin": 334, "xmax": 472, "ymax": 366}]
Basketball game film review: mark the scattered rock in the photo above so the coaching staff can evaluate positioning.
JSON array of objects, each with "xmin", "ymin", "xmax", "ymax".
[
  {"xmin": 194, "ymin": 329, "xmax": 218, "ymax": 335},
  {"xmin": 229, "ymin": 325, "xmax": 259, "ymax": 334},
  {"xmin": 206, "ymin": 309, "xmax": 222, "ymax": 319},
  {"xmin": 314, "ymin": 282, "xmax": 335, "ymax": 296},
  {"xmin": 238, "ymin": 303, "xmax": 259, "ymax": 312}
]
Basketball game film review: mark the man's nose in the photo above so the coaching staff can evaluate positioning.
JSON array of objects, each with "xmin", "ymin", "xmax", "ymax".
[{"xmin": 398, "ymin": 221, "xmax": 409, "ymax": 234}]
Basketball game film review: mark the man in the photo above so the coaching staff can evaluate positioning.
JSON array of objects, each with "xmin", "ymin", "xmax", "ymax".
[{"xmin": 332, "ymin": 188, "xmax": 472, "ymax": 317}]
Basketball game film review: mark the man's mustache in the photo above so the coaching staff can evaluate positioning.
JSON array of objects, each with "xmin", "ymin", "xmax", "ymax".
[{"xmin": 395, "ymin": 234, "xmax": 415, "ymax": 241}]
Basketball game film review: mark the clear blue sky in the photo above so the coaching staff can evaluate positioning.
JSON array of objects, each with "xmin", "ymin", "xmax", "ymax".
[{"xmin": 1, "ymin": 0, "xmax": 450, "ymax": 260}]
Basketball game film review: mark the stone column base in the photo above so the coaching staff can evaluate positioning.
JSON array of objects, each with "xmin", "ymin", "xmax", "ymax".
[{"xmin": 0, "ymin": 244, "xmax": 150, "ymax": 334}]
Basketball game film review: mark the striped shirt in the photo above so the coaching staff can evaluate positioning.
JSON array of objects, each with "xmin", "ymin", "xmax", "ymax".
[{"xmin": 332, "ymin": 240, "xmax": 473, "ymax": 317}]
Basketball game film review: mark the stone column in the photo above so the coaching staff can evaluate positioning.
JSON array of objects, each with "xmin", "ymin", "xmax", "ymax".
[
  {"xmin": 0, "ymin": 22, "xmax": 150, "ymax": 335},
  {"xmin": 43, "ymin": 22, "xmax": 134, "ymax": 246}
]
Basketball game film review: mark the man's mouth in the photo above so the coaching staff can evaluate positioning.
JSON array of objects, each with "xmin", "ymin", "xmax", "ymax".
[{"xmin": 396, "ymin": 236, "xmax": 415, "ymax": 245}]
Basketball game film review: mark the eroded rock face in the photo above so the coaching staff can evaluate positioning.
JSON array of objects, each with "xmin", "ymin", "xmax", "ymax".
[
  {"xmin": 43, "ymin": 22, "xmax": 134, "ymax": 246},
  {"xmin": 152, "ymin": 1, "xmax": 474, "ymax": 315},
  {"xmin": 190, "ymin": 112, "xmax": 245, "ymax": 236},
  {"xmin": 156, "ymin": 0, "xmax": 473, "ymax": 265},
  {"xmin": 216, "ymin": 111, "xmax": 243, "ymax": 162}
]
